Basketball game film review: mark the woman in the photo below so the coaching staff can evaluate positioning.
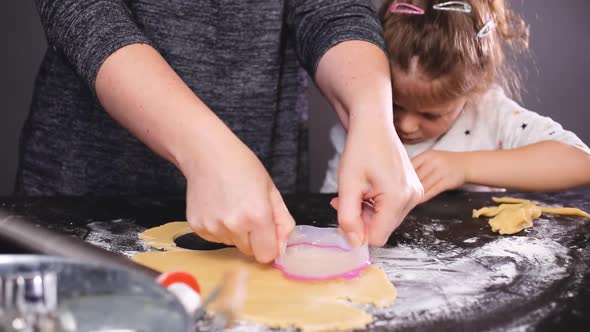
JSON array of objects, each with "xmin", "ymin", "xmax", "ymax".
[{"xmin": 19, "ymin": 0, "xmax": 422, "ymax": 262}]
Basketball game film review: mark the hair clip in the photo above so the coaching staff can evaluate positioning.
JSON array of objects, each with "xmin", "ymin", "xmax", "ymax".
[
  {"xmin": 477, "ymin": 19, "xmax": 496, "ymax": 38},
  {"xmin": 432, "ymin": 1, "xmax": 472, "ymax": 13},
  {"xmin": 389, "ymin": 2, "xmax": 425, "ymax": 15}
]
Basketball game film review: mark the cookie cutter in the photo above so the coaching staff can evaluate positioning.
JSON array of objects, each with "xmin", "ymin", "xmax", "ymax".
[{"xmin": 274, "ymin": 225, "xmax": 370, "ymax": 281}]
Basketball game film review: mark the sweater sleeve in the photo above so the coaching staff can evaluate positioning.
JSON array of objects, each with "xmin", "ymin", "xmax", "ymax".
[
  {"xmin": 285, "ymin": 0, "xmax": 386, "ymax": 79},
  {"xmin": 35, "ymin": 0, "xmax": 153, "ymax": 91}
]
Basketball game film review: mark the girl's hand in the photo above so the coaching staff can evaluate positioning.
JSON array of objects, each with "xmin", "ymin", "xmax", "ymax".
[
  {"xmin": 336, "ymin": 117, "xmax": 424, "ymax": 247},
  {"xmin": 411, "ymin": 150, "xmax": 468, "ymax": 202},
  {"xmin": 182, "ymin": 135, "xmax": 295, "ymax": 264}
]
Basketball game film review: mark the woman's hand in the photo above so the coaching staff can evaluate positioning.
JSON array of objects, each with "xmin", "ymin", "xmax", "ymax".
[
  {"xmin": 182, "ymin": 134, "xmax": 295, "ymax": 264},
  {"xmin": 315, "ymin": 40, "xmax": 423, "ymax": 247},
  {"xmin": 336, "ymin": 117, "xmax": 423, "ymax": 246},
  {"xmin": 95, "ymin": 44, "xmax": 294, "ymax": 263}
]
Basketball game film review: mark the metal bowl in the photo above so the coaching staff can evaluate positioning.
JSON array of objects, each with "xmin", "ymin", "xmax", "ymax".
[{"xmin": 0, "ymin": 255, "xmax": 190, "ymax": 332}]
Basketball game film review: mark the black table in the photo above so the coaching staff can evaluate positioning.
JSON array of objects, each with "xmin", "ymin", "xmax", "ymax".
[{"xmin": 0, "ymin": 190, "xmax": 589, "ymax": 331}]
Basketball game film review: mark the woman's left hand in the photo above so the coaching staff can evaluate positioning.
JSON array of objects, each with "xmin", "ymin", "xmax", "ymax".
[
  {"xmin": 314, "ymin": 40, "xmax": 423, "ymax": 247},
  {"xmin": 336, "ymin": 117, "xmax": 424, "ymax": 247},
  {"xmin": 411, "ymin": 150, "xmax": 468, "ymax": 202}
]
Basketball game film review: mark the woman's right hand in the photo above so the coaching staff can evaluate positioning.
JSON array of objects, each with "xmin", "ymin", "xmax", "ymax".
[
  {"xmin": 181, "ymin": 133, "xmax": 295, "ymax": 264},
  {"xmin": 95, "ymin": 44, "xmax": 294, "ymax": 263}
]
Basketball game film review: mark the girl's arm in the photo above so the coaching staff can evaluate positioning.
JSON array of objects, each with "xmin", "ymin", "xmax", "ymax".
[
  {"xmin": 412, "ymin": 143, "xmax": 590, "ymax": 202},
  {"xmin": 413, "ymin": 88, "xmax": 590, "ymax": 202},
  {"xmin": 481, "ymin": 87, "xmax": 590, "ymax": 190},
  {"xmin": 463, "ymin": 141, "xmax": 590, "ymax": 190}
]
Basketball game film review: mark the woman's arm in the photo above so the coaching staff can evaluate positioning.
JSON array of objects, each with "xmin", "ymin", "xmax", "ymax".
[
  {"xmin": 286, "ymin": 0, "xmax": 422, "ymax": 246},
  {"xmin": 94, "ymin": 43, "xmax": 295, "ymax": 264},
  {"xmin": 315, "ymin": 40, "xmax": 423, "ymax": 246},
  {"xmin": 95, "ymin": 44, "xmax": 222, "ymax": 171}
]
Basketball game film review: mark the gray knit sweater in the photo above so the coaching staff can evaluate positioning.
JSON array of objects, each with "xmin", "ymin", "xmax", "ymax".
[{"xmin": 16, "ymin": 0, "xmax": 384, "ymax": 196}]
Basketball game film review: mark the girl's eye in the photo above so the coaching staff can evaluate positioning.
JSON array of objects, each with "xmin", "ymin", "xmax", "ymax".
[{"xmin": 422, "ymin": 113, "xmax": 441, "ymax": 120}]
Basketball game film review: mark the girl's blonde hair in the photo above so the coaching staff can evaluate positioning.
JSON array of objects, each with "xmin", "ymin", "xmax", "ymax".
[{"xmin": 380, "ymin": 0, "xmax": 529, "ymax": 103}]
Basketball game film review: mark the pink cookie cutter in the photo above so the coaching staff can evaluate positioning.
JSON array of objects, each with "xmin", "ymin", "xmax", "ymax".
[{"xmin": 274, "ymin": 225, "xmax": 370, "ymax": 281}]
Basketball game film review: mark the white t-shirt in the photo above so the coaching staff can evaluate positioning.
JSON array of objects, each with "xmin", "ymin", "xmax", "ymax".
[{"xmin": 321, "ymin": 86, "xmax": 590, "ymax": 193}]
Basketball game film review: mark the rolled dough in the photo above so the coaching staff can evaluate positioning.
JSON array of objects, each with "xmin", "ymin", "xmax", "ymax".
[
  {"xmin": 473, "ymin": 197, "xmax": 590, "ymax": 235},
  {"xmin": 133, "ymin": 222, "xmax": 397, "ymax": 332}
]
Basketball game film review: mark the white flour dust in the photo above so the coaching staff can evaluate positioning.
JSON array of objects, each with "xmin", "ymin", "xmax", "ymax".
[
  {"xmin": 83, "ymin": 218, "xmax": 575, "ymax": 331},
  {"xmin": 85, "ymin": 219, "xmax": 148, "ymax": 257},
  {"xmin": 210, "ymin": 236, "xmax": 570, "ymax": 332},
  {"xmin": 366, "ymin": 236, "xmax": 570, "ymax": 330}
]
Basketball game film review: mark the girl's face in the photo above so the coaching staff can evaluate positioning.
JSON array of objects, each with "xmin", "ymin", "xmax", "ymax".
[{"xmin": 391, "ymin": 63, "xmax": 466, "ymax": 145}]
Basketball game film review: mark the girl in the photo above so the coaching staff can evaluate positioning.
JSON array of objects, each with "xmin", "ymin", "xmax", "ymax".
[{"xmin": 322, "ymin": 0, "xmax": 590, "ymax": 202}]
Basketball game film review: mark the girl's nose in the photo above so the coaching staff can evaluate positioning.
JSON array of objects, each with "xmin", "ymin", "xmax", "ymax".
[{"xmin": 395, "ymin": 111, "xmax": 420, "ymax": 134}]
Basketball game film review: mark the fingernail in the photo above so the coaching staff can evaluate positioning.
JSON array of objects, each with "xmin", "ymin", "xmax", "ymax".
[
  {"xmin": 279, "ymin": 241, "xmax": 287, "ymax": 257},
  {"xmin": 347, "ymin": 232, "xmax": 362, "ymax": 248},
  {"xmin": 329, "ymin": 198, "xmax": 336, "ymax": 209}
]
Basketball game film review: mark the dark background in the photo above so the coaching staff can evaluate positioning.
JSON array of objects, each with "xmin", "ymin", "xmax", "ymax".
[{"xmin": 1, "ymin": 0, "xmax": 589, "ymax": 194}]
